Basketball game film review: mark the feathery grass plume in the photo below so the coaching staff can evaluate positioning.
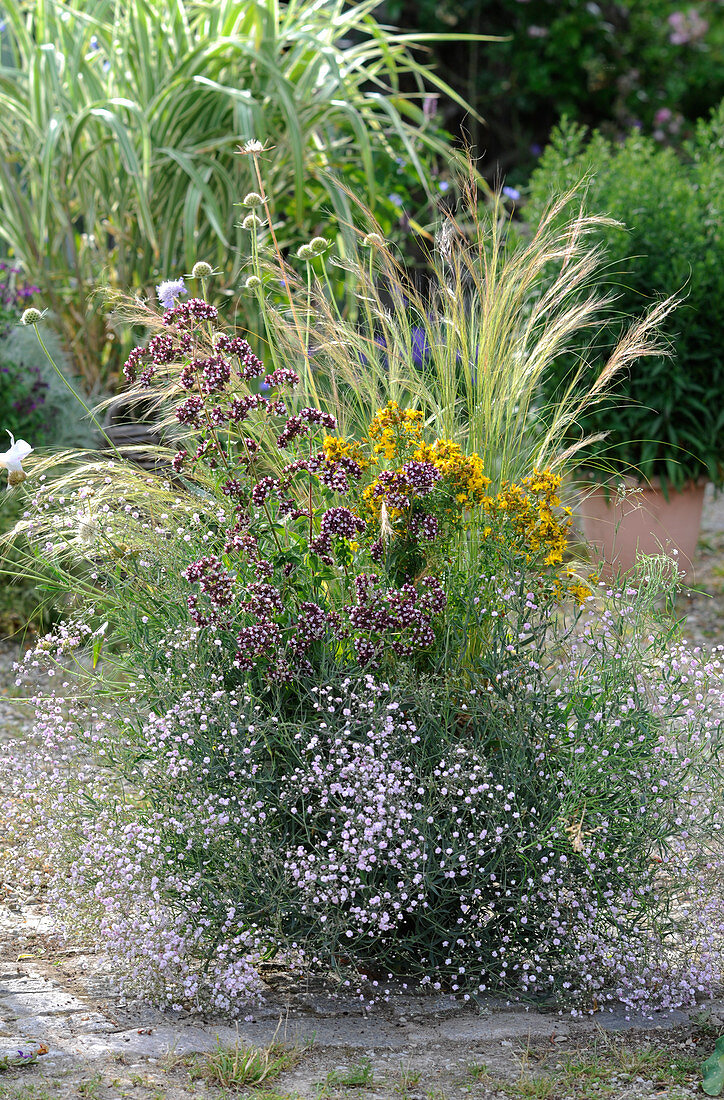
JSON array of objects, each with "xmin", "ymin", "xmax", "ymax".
[{"xmin": 248, "ymin": 167, "xmax": 677, "ymax": 491}]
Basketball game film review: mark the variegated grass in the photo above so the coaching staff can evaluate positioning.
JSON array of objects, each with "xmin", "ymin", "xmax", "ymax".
[{"xmin": 0, "ymin": 0, "xmax": 489, "ymax": 386}]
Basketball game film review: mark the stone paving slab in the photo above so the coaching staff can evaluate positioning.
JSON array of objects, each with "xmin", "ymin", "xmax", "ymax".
[{"xmin": 0, "ymin": 951, "xmax": 720, "ymax": 1068}]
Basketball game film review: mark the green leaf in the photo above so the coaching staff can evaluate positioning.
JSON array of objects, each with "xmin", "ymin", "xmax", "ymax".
[{"xmin": 702, "ymin": 1036, "xmax": 724, "ymax": 1096}]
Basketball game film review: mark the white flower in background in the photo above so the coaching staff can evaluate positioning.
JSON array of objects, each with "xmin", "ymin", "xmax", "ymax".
[{"xmin": 0, "ymin": 431, "xmax": 33, "ymax": 486}]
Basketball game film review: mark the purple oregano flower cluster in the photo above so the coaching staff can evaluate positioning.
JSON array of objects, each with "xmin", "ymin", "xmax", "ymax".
[{"xmin": 121, "ymin": 295, "xmax": 448, "ymax": 681}]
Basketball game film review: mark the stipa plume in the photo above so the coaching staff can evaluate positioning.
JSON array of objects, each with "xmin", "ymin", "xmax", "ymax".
[{"xmin": 247, "ymin": 168, "xmax": 678, "ymax": 490}]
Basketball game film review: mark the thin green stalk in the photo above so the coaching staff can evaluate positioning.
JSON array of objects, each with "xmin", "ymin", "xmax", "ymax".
[{"xmin": 30, "ymin": 324, "xmax": 123, "ymax": 459}]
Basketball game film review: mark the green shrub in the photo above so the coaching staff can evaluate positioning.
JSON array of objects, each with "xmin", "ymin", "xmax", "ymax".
[
  {"xmin": 525, "ymin": 107, "xmax": 724, "ymax": 492},
  {"xmin": 0, "ymin": 0, "xmax": 473, "ymax": 388}
]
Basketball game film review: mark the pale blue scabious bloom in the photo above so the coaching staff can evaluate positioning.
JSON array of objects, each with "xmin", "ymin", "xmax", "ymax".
[
  {"xmin": 502, "ymin": 186, "xmax": 521, "ymax": 202},
  {"xmin": 156, "ymin": 277, "xmax": 187, "ymax": 310}
]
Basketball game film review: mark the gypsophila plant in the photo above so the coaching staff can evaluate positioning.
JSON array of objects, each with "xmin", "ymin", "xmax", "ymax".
[{"xmin": 4, "ymin": 556, "xmax": 723, "ymax": 1015}]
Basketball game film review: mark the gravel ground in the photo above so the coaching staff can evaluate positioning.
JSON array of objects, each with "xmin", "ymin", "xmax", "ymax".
[{"xmin": 0, "ymin": 490, "xmax": 722, "ymax": 1098}]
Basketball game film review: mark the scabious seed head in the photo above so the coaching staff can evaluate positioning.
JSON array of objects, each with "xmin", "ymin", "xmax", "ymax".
[
  {"xmin": 296, "ymin": 244, "xmax": 314, "ymax": 261},
  {"xmin": 241, "ymin": 139, "xmax": 264, "ymax": 154},
  {"xmin": 242, "ymin": 213, "xmax": 263, "ymax": 230},
  {"xmin": 21, "ymin": 307, "xmax": 43, "ymax": 326},
  {"xmin": 309, "ymin": 236, "xmax": 329, "ymax": 255},
  {"xmin": 245, "ymin": 275, "xmax": 262, "ymax": 290},
  {"xmin": 191, "ymin": 261, "xmax": 213, "ymax": 279},
  {"xmin": 242, "ymin": 192, "xmax": 265, "ymax": 208},
  {"xmin": 362, "ymin": 232, "xmax": 386, "ymax": 248}
]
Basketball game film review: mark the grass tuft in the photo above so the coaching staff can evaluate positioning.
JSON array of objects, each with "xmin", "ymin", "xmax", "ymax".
[{"xmin": 190, "ymin": 1040, "xmax": 301, "ymax": 1090}]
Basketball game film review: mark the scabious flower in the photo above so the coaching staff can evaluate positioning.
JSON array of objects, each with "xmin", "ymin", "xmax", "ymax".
[
  {"xmin": 156, "ymin": 277, "xmax": 187, "ymax": 311},
  {"xmin": 0, "ymin": 430, "xmax": 33, "ymax": 486}
]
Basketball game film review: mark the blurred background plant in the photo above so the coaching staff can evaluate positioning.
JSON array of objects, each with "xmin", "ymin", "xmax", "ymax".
[
  {"xmin": 0, "ymin": 263, "xmax": 96, "ymax": 636},
  {"xmin": 0, "ymin": 0, "xmax": 483, "ymax": 390},
  {"xmin": 524, "ymin": 105, "xmax": 724, "ymax": 493},
  {"xmin": 383, "ymin": 0, "xmax": 724, "ymax": 183}
]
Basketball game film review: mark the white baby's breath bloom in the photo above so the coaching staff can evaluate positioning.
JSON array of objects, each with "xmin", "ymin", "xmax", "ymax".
[
  {"xmin": 0, "ymin": 431, "xmax": 33, "ymax": 487},
  {"xmin": 242, "ymin": 192, "xmax": 265, "ymax": 208}
]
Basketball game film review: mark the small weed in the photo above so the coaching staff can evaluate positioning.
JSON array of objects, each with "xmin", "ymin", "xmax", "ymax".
[
  {"xmin": 240, "ymin": 1091, "xmax": 301, "ymax": 1100},
  {"xmin": 77, "ymin": 1074, "xmax": 103, "ymax": 1099},
  {"xmin": 190, "ymin": 1040, "xmax": 300, "ymax": 1089},
  {"xmin": 0, "ymin": 1086, "xmax": 53, "ymax": 1100},
  {"xmin": 325, "ymin": 1059, "xmax": 376, "ymax": 1089},
  {"xmin": 393, "ymin": 1063, "xmax": 422, "ymax": 1093},
  {"xmin": 466, "ymin": 1062, "xmax": 489, "ymax": 1081},
  {"xmin": 483, "ymin": 1041, "xmax": 701, "ymax": 1099}
]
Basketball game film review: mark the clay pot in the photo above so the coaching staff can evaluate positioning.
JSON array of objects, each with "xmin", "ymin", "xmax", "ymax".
[{"xmin": 578, "ymin": 478, "xmax": 707, "ymax": 577}]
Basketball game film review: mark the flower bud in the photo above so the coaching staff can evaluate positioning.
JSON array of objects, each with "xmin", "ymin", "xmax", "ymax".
[
  {"xmin": 242, "ymin": 192, "xmax": 265, "ymax": 208},
  {"xmin": 191, "ymin": 261, "xmax": 213, "ymax": 279},
  {"xmin": 21, "ymin": 307, "xmax": 43, "ymax": 326}
]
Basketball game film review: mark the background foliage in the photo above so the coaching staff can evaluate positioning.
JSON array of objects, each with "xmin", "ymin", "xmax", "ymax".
[
  {"xmin": 383, "ymin": 0, "xmax": 724, "ymax": 181},
  {"xmin": 524, "ymin": 107, "xmax": 724, "ymax": 491}
]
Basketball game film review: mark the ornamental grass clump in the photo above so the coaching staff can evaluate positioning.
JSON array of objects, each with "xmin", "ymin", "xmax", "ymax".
[
  {"xmin": 232, "ymin": 150, "xmax": 677, "ymax": 493},
  {"xmin": 4, "ymin": 256, "xmax": 722, "ymax": 1017}
]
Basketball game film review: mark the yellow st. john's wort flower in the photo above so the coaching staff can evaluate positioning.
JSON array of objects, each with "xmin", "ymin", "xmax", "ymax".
[
  {"xmin": 322, "ymin": 435, "xmax": 372, "ymax": 470},
  {"xmin": 367, "ymin": 402, "xmax": 423, "ymax": 460},
  {"xmin": 413, "ymin": 438, "xmax": 491, "ymax": 507},
  {"xmin": 484, "ymin": 469, "xmax": 570, "ymax": 567}
]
